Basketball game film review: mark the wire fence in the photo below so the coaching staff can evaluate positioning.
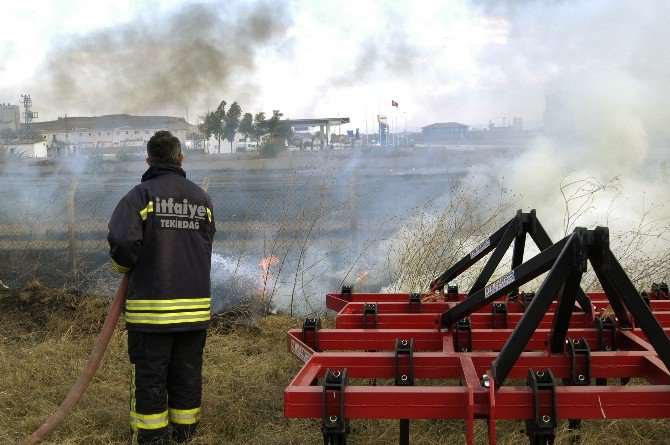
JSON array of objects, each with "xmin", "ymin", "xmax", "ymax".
[
  {"xmin": 0, "ymin": 159, "xmax": 467, "ymax": 314},
  {"xmin": 4, "ymin": 152, "xmax": 665, "ymax": 315}
]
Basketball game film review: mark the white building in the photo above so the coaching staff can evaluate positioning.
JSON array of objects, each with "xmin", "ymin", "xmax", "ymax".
[
  {"xmin": 204, "ymin": 133, "xmax": 257, "ymax": 154},
  {"xmin": 6, "ymin": 139, "xmax": 48, "ymax": 158},
  {"xmin": 32, "ymin": 114, "xmax": 193, "ymax": 153},
  {"xmin": 235, "ymin": 133, "xmax": 258, "ymax": 151}
]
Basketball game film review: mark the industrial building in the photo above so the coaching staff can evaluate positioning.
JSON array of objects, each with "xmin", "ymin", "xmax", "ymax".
[
  {"xmin": 32, "ymin": 114, "xmax": 192, "ymax": 154},
  {"xmin": 421, "ymin": 122, "xmax": 469, "ymax": 143},
  {"xmin": 0, "ymin": 104, "xmax": 20, "ymax": 133}
]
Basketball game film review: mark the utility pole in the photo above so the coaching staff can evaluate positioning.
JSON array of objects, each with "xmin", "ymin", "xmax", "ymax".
[
  {"xmin": 378, "ymin": 95, "xmax": 381, "ymax": 147},
  {"xmin": 20, "ymin": 94, "xmax": 38, "ymax": 136},
  {"xmin": 365, "ymin": 103, "xmax": 368, "ymax": 147}
]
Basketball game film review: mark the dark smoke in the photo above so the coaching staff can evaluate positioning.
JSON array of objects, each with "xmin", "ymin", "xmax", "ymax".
[
  {"xmin": 330, "ymin": 5, "xmax": 418, "ymax": 87},
  {"xmin": 38, "ymin": 1, "xmax": 292, "ymax": 116}
]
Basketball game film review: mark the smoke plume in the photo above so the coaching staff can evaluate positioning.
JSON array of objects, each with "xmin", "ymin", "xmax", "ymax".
[
  {"xmin": 330, "ymin": 4, "xmax": 418, "ymax": 87},
  {"xmin": 381, "ymin": 1, "xmax": 670, "ymax": 293},
  {"xmin": 36, "ymin": 1, "xmax": 292, "ymax": 117}
]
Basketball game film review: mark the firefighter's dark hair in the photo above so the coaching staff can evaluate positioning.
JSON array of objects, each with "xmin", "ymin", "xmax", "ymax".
[{"xmin": 147, "ymin": 130, "xmax": 182, "ymax": 165}]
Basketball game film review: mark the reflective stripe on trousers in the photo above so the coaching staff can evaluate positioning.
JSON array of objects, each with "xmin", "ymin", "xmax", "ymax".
[
  {"xmin": 130, "ymin": 365, "xmax": 169, "ymax": 431},
  {"xmin": 130, "ymin": 410, "xmax": 169, "ymax": 431},
  {"xmin": 169, "ymin": 407, "xmax": 202, "ymax": 425}
]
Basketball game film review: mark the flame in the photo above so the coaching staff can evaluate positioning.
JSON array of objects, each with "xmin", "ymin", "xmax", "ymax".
[
  {"xmin": 259, "ymin": 255, "xmax": 280, "ymax": 300},
  {"xmin": 260, "ymin": 255, "xmax": 279, "ymax": 281},
  {"xmin": 356, "ymin": 269, "xmax": 370, "ymax": 283}
]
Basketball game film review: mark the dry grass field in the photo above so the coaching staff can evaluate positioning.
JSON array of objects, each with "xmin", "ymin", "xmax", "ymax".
[{"xmin": 2, "ymin": 283, "xmax": 669, "ymax": 445}]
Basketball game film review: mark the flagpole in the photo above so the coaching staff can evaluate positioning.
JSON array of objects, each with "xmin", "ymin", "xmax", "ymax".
[
  {"xmin": 404, "ymin": 111, "xmax": 407, "ymax": 147},
  {"xmin": 394, "ymin": 115, "xmax": 397, "ymax": 148}
]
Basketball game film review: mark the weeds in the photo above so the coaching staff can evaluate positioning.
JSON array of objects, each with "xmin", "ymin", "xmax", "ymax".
[{"xmin": 3, "ymin": 286, "xmax": 670, "ymax": 444}]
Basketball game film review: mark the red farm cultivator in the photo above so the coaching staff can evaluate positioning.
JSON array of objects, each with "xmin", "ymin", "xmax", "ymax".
[{"xmin": 284, "ymin": 211, "xmax": 670, "ymax": 445}]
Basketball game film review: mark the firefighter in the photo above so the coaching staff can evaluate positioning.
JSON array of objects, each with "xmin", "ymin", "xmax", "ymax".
[{"xmin": 107, "ymin": 130, "xmax": 215, "ymax": 445}]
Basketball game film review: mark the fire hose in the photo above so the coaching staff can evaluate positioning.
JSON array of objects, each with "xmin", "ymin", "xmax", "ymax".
[{"xmin": 22, "ymin": 274, "xmax": 128, "ymax": 445}]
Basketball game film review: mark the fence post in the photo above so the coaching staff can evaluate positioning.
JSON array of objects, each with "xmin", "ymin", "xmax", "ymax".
[
  {"xmin": 202, "ymin": 176, "xmax": 210, "ymax": 193},
  {"xmin": 350, "ymin": 171, "xmax": 358, "ymax": 244},
  {"xmin": 67, "ymin": 177, "xmax": 78, "ymax": 277}
]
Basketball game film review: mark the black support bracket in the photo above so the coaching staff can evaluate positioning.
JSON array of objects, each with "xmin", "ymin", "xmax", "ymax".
[
  {"xmin": 302, "ymin": 317, "xmax": 321, "ymax": 352},
  {"xmin": 447, "ymin": 284, "xmax": 459, "ymax": 302},
  {"xmin": 640, "ymin": 291, "xmax": 651, "ymax": 307},
  {"xmin": 363, "ymin": 303, "xmax": 378, "ymax": 329},
  {"xmin": 525, "ymin": 368, "xmax": 558, "ymax": 445},
  {"xmin": 651, "ymin": 282, "xmax": 669, "ymax": 299},
  {"xmin": 594, "ymin": 316, "xmax": 617, "ymax": 352},
  {"xmin": 566, "ymin": 337, "xmax": 591, "ymax": 386},
  {"xmin": 394, "ymin": 338, "xmax": 414, "ymax": 445},
  {"xmin": 522, "ymin": 291, "xmax": 536, "ymax": 308},
  {"xmin": 492, "ymin": 302, "xmax": 508, "ymax": 329},
  {"xmin": 394, "ymin": 338, "xmax": 415, "ymax": 386},
  {"xmin": 455, "ymin": 317, "xmax": 472, "ymax": 352},
  {"xmin": 322, "ymin": 369, "xmax": 349, "ymax": 445},
  {"xmin": 564, "ymin": 337, "xmax": 591, "ymax": 434},
  {"xmin": 409, "ymin": 293, "xmax": 422, "ymax": 313}
]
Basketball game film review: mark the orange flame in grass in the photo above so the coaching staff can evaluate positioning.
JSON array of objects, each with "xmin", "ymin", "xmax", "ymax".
[
  {"xmin": 356, "ymin": 269, "xmax": 370, "ymax": 283},
  {"xmin": 259, "ymin": 255, "xmax": 280, "ymax": 299},
  {"xmin": 260, "ymin": 255, "xmax": 279, "ymax": 281}
]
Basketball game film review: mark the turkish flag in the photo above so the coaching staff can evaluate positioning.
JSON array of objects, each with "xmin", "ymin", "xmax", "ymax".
[{"xmin": 391, "ymin": 100, "xmax": 398, "ymax": 107}]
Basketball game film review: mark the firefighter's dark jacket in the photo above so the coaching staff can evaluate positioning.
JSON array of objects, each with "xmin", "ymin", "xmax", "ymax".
[{"xmin": 108, "ymin": 164, "xmax": 215, "ymax": 332}]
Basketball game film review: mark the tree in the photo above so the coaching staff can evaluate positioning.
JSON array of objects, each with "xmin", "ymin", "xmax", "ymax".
[
  {"xmin": 239, "ymin": 113, "xmax": 254, "ymax": 145},
  {"xmin": 253, "ymin": 112, "xmax": 267, "ymax": 144},
  {"xmin": 0, "ymin": 128, "xmax": 16, "ymax": 143},
  {"xmin": 198, "ymin": 112, "xmax": 219, "ymax": 152},
  {"xmin": 223, "ymin": 102, "xmax": 242, "ymax": 153},
  {"xmin": 256, "ymin": 110, "xmax": 290, "ymax": 158},
  {"xmin": 213, "ymin": 100, "xmax": 227, "ymax": 153},
  {"xmin": 186, "ymin": 131, "xmax": 205, "ymax": 150},
  {"xmin": 266, "ymin": 110, "xmax": 291, "ymax": 139}
]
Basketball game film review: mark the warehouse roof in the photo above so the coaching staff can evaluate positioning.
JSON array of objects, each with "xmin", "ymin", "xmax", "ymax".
[
  {"xmin": 422, "ymin": 122, "xmax": 469, "ymax": 129},
  {"xmin": 32, "ymin": 114, "xmax": 190, "ymax": 132}
]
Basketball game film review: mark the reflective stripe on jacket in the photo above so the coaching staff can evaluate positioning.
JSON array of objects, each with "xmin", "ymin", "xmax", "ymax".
[{"xmin": 107, "ymin": 164, "xmax": 216, "ymax": 332}]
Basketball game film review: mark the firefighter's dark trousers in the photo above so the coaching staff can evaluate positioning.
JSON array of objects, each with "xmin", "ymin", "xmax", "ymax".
[{"xmin": 128, "ymin": 330, "xmax": 207, "ymax": 444}]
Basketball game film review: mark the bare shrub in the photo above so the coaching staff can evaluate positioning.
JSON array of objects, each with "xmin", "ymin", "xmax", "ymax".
[
  {"xmin": 559, "ymin": 174, "xmax": 670, "ymax": 291},
  {"xmin": 559, "ymin": 175, "xmax": 620, "ymax": 236},
  {"xmin": 382, "ymin": 177, "xmax": 518, "ymax": 293},
  {"xmin": 258, "ymin": 138, "xmax": 285, "ymax": 158},
  {"xmin": 382, "ymin": 173, "xmax": 669, "ymax": 295}
]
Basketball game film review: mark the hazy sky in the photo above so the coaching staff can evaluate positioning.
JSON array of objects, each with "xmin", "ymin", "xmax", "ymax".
[{"xmin": 1, "ymin": 0, "xmax": 668, "ymax": 132}]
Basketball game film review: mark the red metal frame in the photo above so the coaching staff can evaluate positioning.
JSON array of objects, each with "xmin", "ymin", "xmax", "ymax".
[{"xmin": 285, "ymin": 291, "xmax": 670, "ymax": 444}]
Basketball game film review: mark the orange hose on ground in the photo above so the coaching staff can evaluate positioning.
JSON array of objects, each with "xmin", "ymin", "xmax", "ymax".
[{"xmin": 22, "ymin": 274, "xmax": 129, "ymax": 445}]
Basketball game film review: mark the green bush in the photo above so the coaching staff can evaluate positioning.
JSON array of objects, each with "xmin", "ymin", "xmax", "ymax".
[{"xmin": 258, "ymin": 138, "xmax": 285, "ymax": 158}]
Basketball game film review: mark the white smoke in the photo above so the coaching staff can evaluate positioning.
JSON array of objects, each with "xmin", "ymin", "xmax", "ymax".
[{"xmin": 381, "ymin": 1, "xmax": 670, "ymax": 293}]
